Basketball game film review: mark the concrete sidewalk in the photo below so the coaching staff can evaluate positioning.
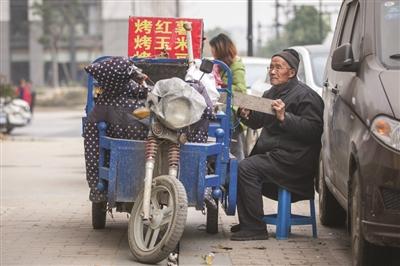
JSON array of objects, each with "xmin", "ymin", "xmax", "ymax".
[{"xmin": 1, "ymin": 137, "xmax": 351, "ymax": 266}]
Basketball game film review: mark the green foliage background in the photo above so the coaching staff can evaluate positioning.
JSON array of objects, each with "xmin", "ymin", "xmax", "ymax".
[
  {"xmin": 259, "ymin": 6, "xmax": 330, "ymax": 57},
  {"xmin": 0, "ymin": 83, "xmax": 16, "ymax": 99}
]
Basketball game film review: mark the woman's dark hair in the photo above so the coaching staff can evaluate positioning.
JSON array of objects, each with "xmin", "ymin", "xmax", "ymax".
[{"xmin": 209, "ymin": 33, "xmax": 237, "ymax": 66}]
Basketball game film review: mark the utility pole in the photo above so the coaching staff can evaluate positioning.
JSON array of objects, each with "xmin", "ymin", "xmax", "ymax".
[
  {"xmin": 274, "ymin": 0, "xmax": 281, "ymax": 39},
  {"xmin": 247, "ymin": 0, "xmax": 253, "ymax": 56},
  {"xmin": 175, "ymin": 0, "xmax": 180, "ymax": 17},
  {"xmin": 319, "ymin": 0, "xmax": 323, "ymax": 41},
  {"xmin": 68, "ymin": 23, "xmax": 77, "ymax": 83},
  {"xmin": 257, "ymin": 22, "xmax": 262, "ymax": 56},
  {"xmin": 285, "ymin": 0, "xmax": 292, "ymax": 20}
]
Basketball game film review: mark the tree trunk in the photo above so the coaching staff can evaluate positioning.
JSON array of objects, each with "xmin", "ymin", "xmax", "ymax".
[
  {"xmin": 69, "ymin": 23, "xmax": 77, "ymax": 85},
  {"xmin": 50, "ymin": 42, "xmax": 59, "ymax": 88},
  {"xmin": 61, "ymin": 62, "xmax": 72, "ymax": 83}
]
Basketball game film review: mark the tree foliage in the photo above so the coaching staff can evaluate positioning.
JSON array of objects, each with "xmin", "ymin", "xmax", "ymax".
[
  {"xmin": 205, "ymin": 27, "xmax": 231, "ymax": 40},
  {"xmin": 261, "ymin": 5, "xmax": 330, "ymax": 57},
  {"xmin": 256, "ymin": 36, "xmax": 289, "ymax": 57},
  {"xmin": 285, "ymin": 6, "xmax": 330, "ymax": 46},
  {"xmin": 0, "ymin": 83, "xmax": 16, "ymax": 99},
  {"xmin": 31, "ymin": 0, "xmax": 85, "ymax": 87},
  {"xmin": 31, "ymin": 0, "xmax": 84, "ymax": 46}
]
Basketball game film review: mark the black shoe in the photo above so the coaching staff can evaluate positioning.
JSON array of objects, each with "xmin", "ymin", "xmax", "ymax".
[
  {"xmin": 230, "ymin": 224, "xmax": 241, "ymax": 233},
  {"xmin": 230, "ymin": 230, "xmax": 268, "ymax": 241}
]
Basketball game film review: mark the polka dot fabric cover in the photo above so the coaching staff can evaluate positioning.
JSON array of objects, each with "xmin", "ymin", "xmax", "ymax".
[
  {"xmin": 83, "ymin": 56, "xmax": 150, "ymax": 202},
  {"xmin": 84, "ymin": 56, "xmax": 144, "ymax": 92},
  {"xmin": 94, "ymin": 80, "xmax": 149, "ymax": 108},
  {"xmin": 83, "ymin": 57, "xmax": 215, "ymax": 202}
]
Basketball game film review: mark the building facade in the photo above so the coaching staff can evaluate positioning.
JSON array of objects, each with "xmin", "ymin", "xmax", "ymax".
[{"xmin": 0, "ymin": 0, "xmax": 176, "ymax": 87}]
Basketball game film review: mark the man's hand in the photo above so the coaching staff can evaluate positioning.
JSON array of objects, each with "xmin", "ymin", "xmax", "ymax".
[
  {"xmin": 239, "ymin": 107, "xmax": 251, "ymax": 120},
  {"xmin": 271, "ymin": 99, "xmax": 285, "ymax": 122}
]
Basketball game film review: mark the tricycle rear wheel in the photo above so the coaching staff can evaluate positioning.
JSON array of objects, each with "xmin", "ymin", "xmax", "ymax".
[
  {"xmin": 206, "ymin": 200, "xmax": 219, "ymax": 234},
  {"xmin": 128, "ymin": 175, "xmax": 187, "ymax": 264},
  {"xmin": 92, "ymin": 201, "xmax": 107, "ymax": 229}
]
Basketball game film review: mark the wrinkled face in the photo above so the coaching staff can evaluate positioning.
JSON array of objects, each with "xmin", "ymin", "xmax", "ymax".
[{"xmin": 269, "ymin": 56, "xmax": 296, "ymax": 86}]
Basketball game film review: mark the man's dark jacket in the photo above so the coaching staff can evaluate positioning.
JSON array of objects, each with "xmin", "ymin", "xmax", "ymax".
[{"xmin": 243, "ymin": 77, "xmax": 324, "ymax": 199}]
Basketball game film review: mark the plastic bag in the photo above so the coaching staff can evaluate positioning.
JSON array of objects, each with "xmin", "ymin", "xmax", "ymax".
[
  {"xmin": 150, "ymin": 77, "xmax": 207, "ymax": 129},
  {"xmin": 185, "ymin": 59, "xmax": 220, "ymax": 105}
]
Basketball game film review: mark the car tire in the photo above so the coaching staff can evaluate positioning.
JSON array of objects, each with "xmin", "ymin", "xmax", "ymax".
[
  {"xmin": 350, "ymin": 170, "xmax": 389, "ymax": 266},
  {"xmin": 318, "ymin": 159, "xmax": 346, "ymax": 226}
]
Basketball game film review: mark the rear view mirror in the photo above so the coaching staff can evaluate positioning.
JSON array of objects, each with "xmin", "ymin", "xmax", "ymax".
[
  {"xmin": 199, "ymin": 59, "xmax": 214, "ymax": 74},
  {"xmin": 332, "ymin": 43, "xmax": 359, "ymax": 72}
]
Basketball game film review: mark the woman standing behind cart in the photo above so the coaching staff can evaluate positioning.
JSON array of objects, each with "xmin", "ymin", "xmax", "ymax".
[{"xmin": 209, "ymin": 33, "xmax": 247, "ymax": 161}]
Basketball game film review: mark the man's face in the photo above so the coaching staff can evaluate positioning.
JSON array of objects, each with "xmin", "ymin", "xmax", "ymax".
[{"xmin": 268, "ymin": 56, "xmax": 296, "ymax": 86}]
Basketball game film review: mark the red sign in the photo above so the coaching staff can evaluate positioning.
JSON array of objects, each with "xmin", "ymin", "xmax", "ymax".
[{"xmin": 128, "ymin": 16, "xmax": 203, "ymax": 59}]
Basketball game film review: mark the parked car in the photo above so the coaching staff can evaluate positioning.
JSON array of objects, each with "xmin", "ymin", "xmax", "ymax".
[
  {"xmin": 319, "ymin": 0, "xmax": 400, "ymax": 265},
  {"xmin": 291, "ymin": 44, "xmax": 330, "ymax": 96},
  {"xmin": 0, "ymin": 97, "xmax": 31, "ymax": 134},
  {"xmin": 241, "ymin": 56, "xmax": 271, "ymax": 96}
]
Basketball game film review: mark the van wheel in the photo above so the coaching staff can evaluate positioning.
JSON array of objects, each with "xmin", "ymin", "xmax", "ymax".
[
  {"xmin": 351, "ymin": 170, "xmax": 384, "ymax": 266},
  {"xmin": 318, "ymin": 160, "xmax": 345, "ymax": 226}
]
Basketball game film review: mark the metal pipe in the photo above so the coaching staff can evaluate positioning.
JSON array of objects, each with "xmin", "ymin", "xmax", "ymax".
[
  {"xmin": 169, "ymin": 168, "xmax": 178, "ymax": 178},
  {"xmin": 319, "ymin": 0, "xmax": 323, "ymax": 41},
  {"xmin": 175, "ymin": 0, "xmax": 180, "ymax": 17},
  {"xmin": 168, "ymin": 142, "xmax": 180, "ymax": 178},
  {"xmin": 183, "ymin": 22, "xmax": 194, "ymax": 65},
  {"xmin": 275, "ymin": 0, "xmax": 281, "ymax": 39},
  {"xmin": 142, "ymin": 135, "xmax": 158, "ymax": 220},
  {"xmin": 142, "ymin": 160, "xmax": 155, "ymax": 220},
  {"xmin": 247, "ymin": 0, "xmax": 253, "ymax": 56}
]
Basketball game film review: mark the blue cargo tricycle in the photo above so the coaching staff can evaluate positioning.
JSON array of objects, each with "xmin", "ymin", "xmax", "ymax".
[{"xmin": 83, "ymin": 57, "xmax": 237, "ymax": 264}]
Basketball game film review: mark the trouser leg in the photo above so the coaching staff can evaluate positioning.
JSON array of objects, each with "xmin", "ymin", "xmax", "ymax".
[{"xmin": 236, "ymin": 156, "xmax": 266, "ymax": 231}]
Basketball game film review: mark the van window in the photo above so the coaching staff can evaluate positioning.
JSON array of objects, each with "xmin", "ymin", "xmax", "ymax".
[
  {"xmin": 350, "ymin": 6, "xmax": 362, "ymax": 60},
  {"xmin": 377, "ymin": 0, "xmax": 400, "ymax": 69},
  {"xmin": 338, "ymin": 1, "xmax": 359, "ymax": 46}
]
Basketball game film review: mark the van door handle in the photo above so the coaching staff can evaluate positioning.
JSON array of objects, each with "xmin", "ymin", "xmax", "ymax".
[{"xmin": 330, "ymin": 85, "xmax": 339, "ymax": 95}]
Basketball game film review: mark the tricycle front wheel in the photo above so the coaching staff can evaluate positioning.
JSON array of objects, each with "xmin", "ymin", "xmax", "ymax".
[{"xmin": 128, "ymin": 175, "xmax": 188, "ymax": 264}]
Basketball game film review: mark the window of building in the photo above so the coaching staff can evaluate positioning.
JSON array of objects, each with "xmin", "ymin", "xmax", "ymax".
[{"xmin": 10, "ymin": 0, "xmax": 29, "ymax": 44}]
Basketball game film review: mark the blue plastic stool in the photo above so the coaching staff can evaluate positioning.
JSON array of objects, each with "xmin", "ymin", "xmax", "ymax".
[{"xmin": 262, "ymin": 188, "xmax": 317, "ymax": 240}]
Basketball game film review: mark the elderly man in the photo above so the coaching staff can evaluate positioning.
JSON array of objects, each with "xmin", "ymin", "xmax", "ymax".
[{"xmin": 231, "ymin": 49, "xmax": 324, "ymax": 241}]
